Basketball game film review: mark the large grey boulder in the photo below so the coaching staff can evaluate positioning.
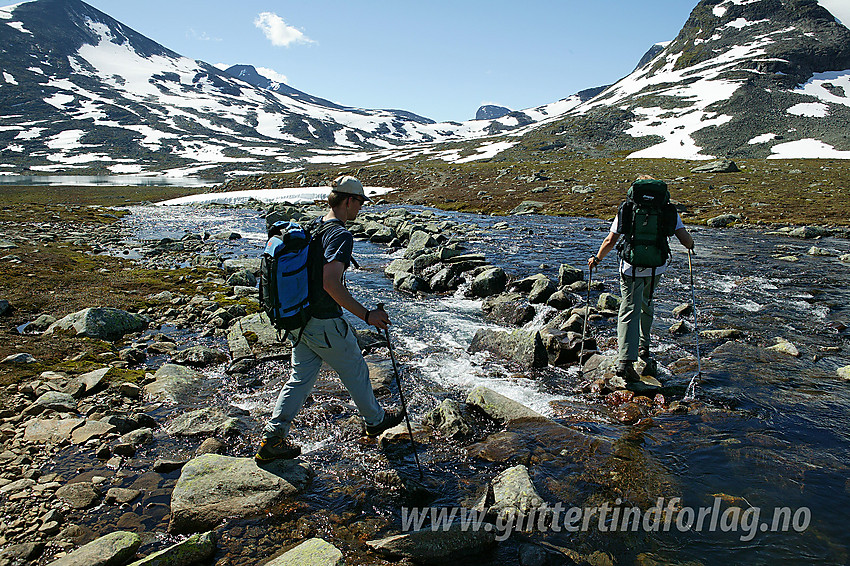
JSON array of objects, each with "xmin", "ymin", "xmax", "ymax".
[
  {"xmin": 222, "ymin": 258, "xmax": 260, "ymax": 275},
  {"xmin": 169, "ymin": 454, "xmax": 312, "ymax": 533},
  {"xmin": 32, "ymin": 391, "xmax": 77, "ymax": 413},
  {"xmin": 528, "ymin": 277, "xmax": 556, "ymax": 304},
  {"xmin": 471, "ymin": 267, "xmax": 507, "ymax": 298},
  {"xmin": 47, "ymin": 531, "xmax": 141, "ymax": 566},
  {"xmin": 227, "ymin": 313, "xmax": 290, "ymax": 361},
  {"xmin": 225, "ymin": 269, "xmax": 257, "ymax": 288},
  {"xmin": 24, "ymin": 417, "xmax": 85, "ymax": 444},
  {"xmin": 165, "ymin": 407, "xmax": 242, "ymax": 437},
  {"xmin": 477, "ymin": 465, "xmax": 546, "ymax": 519},
  {"xmin": 144, "ymin": 364, "xmax": 210, "ymax": 405},
  {"xmin": 468, "ymin": 328, "xmax": 547, "ymax": 368},
  {"xmin": 45, "ymin": 308, "xmax": 149, "ymax": 341},
  {"xmin": 509, "ymin": 200, "xmax": 546, "ymax": 215},
  {"xmin": 706, "ymin": 214, "xmax": 740, "ymax": 228},
  {"xmin": 465, "ymin": 386, "xmax": 547, "ymax": 423},
  {"xmin": 56, "ymin": 482, "xmax": 101, "ymax": 509},
  {"xmin": 171, "ymin": 346, "xmax": 229, "ymax": 367},
  {"xmin": 422, "ymin": 399, "xmax": 472, "ymax": 437},
  {"xmin": 482, "ymin": 293, "xmax": 535, "ymax": 326},
  {"xmin": 558, "ymin": 264, "xmax": 584, "ymax": 286},
  {"xmin": 404, "ymin": 230, "xmax": 437, "ymax": 259},
  {"xmin": 367, "ymin": 520, "xmax": 495, "ymax": 563},
  {"xmin": 384, "ymin": 258, "xmax": 415, "ymax": 279},
  {"xmin": 691, "ymin": 159, "xmax": 739, "ymax": 173},
  {"xmin": 126, "ymin": 531, "xmax": 216, "ymax": 566},
  {"xmin": 265, "ymin": 538, "xmax": 344, "ymax": 566}
]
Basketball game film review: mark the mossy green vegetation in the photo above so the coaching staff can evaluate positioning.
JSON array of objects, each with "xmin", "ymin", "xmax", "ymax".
[{"xmin": 226, "ymin": 158, "xmax": 850, "ymax": 227}]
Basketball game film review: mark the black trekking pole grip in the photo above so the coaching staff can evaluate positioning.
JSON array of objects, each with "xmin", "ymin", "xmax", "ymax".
[{"xmin": 376, "ymin": 303, "xmax": 424, "ymax": 479}]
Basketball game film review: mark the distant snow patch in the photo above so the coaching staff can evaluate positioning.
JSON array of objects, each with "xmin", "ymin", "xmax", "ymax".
[
  {"xmin": 768, "ymin": 139, "xmax": 850, "ymax": 159},
  {"xmin": 27, "ymin": 66, "xmax": 43, "ymax": 74},
  {"xmin": 713, "ymin": 5, "xmax": 728, "ymax": 17},
  {"xmin": 795, "ymin": 70, "xmax": 850, "ymax": 108},
  {"xmin": 787, "ymin": 102, "xmax": 829, "ymax": 117},
  {"xmin": 453, "ymin": 141, "xmax": 517, "ymax": 164},
  {"xmin": 46, "ymin": 130, "xmax": 85, "ymax": 151},
  {"xmin": 2, "ymin": 72, "xmax": 17, "ymax": 85},
  {"xmin": 748, "ymin": 132, "xmax": 778, "ymax": 144},
  {"xmin": 109, "ymin": 164, "xmax": 144, "ymax": 174},
  {"xmin": 6, "ymin": 20, "xmax": 31, "ymax": 34},
  {"xmin": 0, "ymin": 1, "xmax": 33, "ymax": 18},
  {"xmin": 724, "ymin": 18, "xmax": 768, "ymax": 29}
]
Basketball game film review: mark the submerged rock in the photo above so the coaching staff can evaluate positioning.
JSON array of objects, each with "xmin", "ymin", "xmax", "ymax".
[
  {"xmin": 366, "ymin": 519, "xmax": 495, "ymax": 563},
  {"xmin": 169, "ymin": 454, "xmax": 312, "ymax": 533},
  {"xmin": 45, "ymin": 307, "xmax": 149, "ymax": 341},
  {"xmin": 466, "ymin": 386, "xmax": 547, "ymax": 423},
  {"xmin": 766, "ymin": 337, "xmax": 801, "ymax": 357}
]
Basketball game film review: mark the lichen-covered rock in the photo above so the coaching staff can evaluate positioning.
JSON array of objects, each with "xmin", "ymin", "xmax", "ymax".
[
  {"xmin": 468, "ymin": 328, "xmax": 547, "ymax": 368},
  {"xmin": 265, "ymin": 538, "xmax": 343, "ymax": 566},
  {"xmin": 465, "ymin": 386, "xmax": 547, "ymax": 423},
  {"xmin": 45, "ymin": 307, "xmax": 149, "ymax": 341},
  {"xmin": 169, "ymin": 455, "xmax": 312, "ymax": 533},
  {"xmin": 423, "ymin": 399, "xmax": 472, "ymax": 437},
  {"xmin": 126, "ymin": 531, "xmax": 216, "ymax": 566},
  {"xmin": 47, "ymin": 531, "xmax": 141, "ymax": 566}
]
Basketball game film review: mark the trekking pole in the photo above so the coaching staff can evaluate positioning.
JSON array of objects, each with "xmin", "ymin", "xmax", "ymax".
[
  {"xmin": 377, "ymin": 303, "xmax": 424, "ymax": 480},
  {"xmin": 684, "ymin": 249, "xmax": 702, "ymax": 399},
  {"xmin": 577, "ymin": 265, "xmax": 593, "ymax": 378}
]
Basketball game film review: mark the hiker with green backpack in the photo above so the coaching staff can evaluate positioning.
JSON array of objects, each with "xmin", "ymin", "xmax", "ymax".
[
  {"xmin": 255, "ymin": 175, "xmax": 405, "ymax": 463},
  {"xmin": 588, "ymin": 175, "xmax": 694, "ymax": 382}
]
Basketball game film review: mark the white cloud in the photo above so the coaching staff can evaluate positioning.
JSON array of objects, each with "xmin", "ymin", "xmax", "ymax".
[
  {"xmin": 256, "ymin": 66, "xmax": 288, "ymax": 84},
  {"xmin": 254, "ymin": 12, "xmax": 313, "ymax": 47},
  {"xmin": 186, "ymin": 28, "xmax": 221, "ymax": 42}
]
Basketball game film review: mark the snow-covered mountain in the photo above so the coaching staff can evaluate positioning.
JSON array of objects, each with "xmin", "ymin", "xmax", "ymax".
[
  {"xmin": 537, "ymin": 0, "xmax": 850, "ymax": 159},
  {"xmin": 0, "ymin": 0, "xmax": 849, "ymax": 178},
  {"xmin": 0, "ymin": 0, "xmax": 562, "ymax": 176}
]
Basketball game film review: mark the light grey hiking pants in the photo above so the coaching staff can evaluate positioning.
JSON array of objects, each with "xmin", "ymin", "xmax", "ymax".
[
  {"xmin": 263, "ymin": 316, "xmax": 384, "ymax": 440},
  {"xmin": 617, "ymin": 273, "xmax": 662, "ymax": 363}
]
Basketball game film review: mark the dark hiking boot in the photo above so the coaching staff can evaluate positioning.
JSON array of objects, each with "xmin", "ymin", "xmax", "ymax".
[
  {"xmin": 638, "ymin": 348, "xmax": 658, "ymax": 377},
  {"xmin": 616, "ymin": 361, "xmax": 640, "ymax": 383},
  {"xmin": 365, "ymin": 408, "xmax": 406, "ymax": 437},
  {"xmin": 254, "ymin": 436, "xmax": 301, "ymax": 464}
]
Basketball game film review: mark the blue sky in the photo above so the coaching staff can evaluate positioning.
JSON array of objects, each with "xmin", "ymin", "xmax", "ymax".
[{"xmin": 35, "ymin": 1, "xmax": 702, "ymax": 122}]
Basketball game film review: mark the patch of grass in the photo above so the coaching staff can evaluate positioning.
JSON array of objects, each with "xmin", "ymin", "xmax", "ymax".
[{"xmin": 229, "ymin": 158, "xmax": 850, "ymax": 227}]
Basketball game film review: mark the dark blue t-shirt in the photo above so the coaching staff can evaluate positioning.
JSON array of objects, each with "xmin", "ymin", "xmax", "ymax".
[{"xmin": 310, "ymin": 218, "xmax": 353, "ymax": 319}]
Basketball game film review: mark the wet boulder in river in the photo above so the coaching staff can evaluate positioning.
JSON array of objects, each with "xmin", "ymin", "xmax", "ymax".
[
  {"xmin": 264, "ymin": 538, "xmax": 342, "ymax": 566},
  {"xmin": 466, "ymin": 386, "xmax": 547, "ymax": 423},
  {"xmin": 558, "ymin": 264, "xmax": 583, "ymax": 286},
  {"xmin": 46, "ymin": 531, "xmax": 140, "ymax": 566},
  {"xmin": 471, "ymin": 267, "xmax": 507, "ymax": 297},
  {"xmin": 468, "ymin": 328, "xmax": 547, "ymax": 368},
  {"xmin": 366, "ymin": 519, "xmax": 495, "ymax": 563},
  {"xmin": 482, "ymin": 293, "xmax": 535, "ymax": 326},
  {"xmin": 169, "ymin": 454, "xmax": 312, "ymax": 533}
]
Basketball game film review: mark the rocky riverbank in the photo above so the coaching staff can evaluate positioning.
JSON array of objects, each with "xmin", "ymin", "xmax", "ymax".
[{"xmin": 1, "ymin": 193, "xmax": 849, "ymax": 566}]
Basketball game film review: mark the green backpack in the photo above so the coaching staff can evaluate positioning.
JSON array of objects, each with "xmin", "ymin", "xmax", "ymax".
[{"xmin": 616, "ymin": 179, "xmax": 678, "ymax": 269}]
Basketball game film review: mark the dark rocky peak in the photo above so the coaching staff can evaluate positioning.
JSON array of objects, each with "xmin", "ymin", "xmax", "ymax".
[
  {"xmin": 651, "ymin": 0, "xmax": 850, "ymax": 83},
  {"xmin": 10, "ymin": 0, "xmax": 180, "ymax": 59},
  {"xmin": 225, "ymin": 65, "xmax": 273, "ymax": 89},
  {"xmin": 476, "ymin": 104, "xmax": 511, "ymax": 120}
]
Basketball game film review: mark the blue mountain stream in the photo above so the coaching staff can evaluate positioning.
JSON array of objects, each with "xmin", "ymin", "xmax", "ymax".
[{"xmin": 46, "ymin": 203, "xmax": 850, "ymax": 565}]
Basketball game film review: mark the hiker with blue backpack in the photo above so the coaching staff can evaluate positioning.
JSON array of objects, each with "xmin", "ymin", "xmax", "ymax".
[
  {"xmin": 255, "ymin": 175, "xmax": 405, "ymax": 463},
  {"xmin": 588, "ymin": 175, "xmax": 695, "ymax": 382}
]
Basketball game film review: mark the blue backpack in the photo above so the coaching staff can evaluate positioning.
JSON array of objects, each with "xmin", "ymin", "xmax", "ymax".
[{"xmin": 259, "ymin": 220, "xmax": 322, "ymax": 342}]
